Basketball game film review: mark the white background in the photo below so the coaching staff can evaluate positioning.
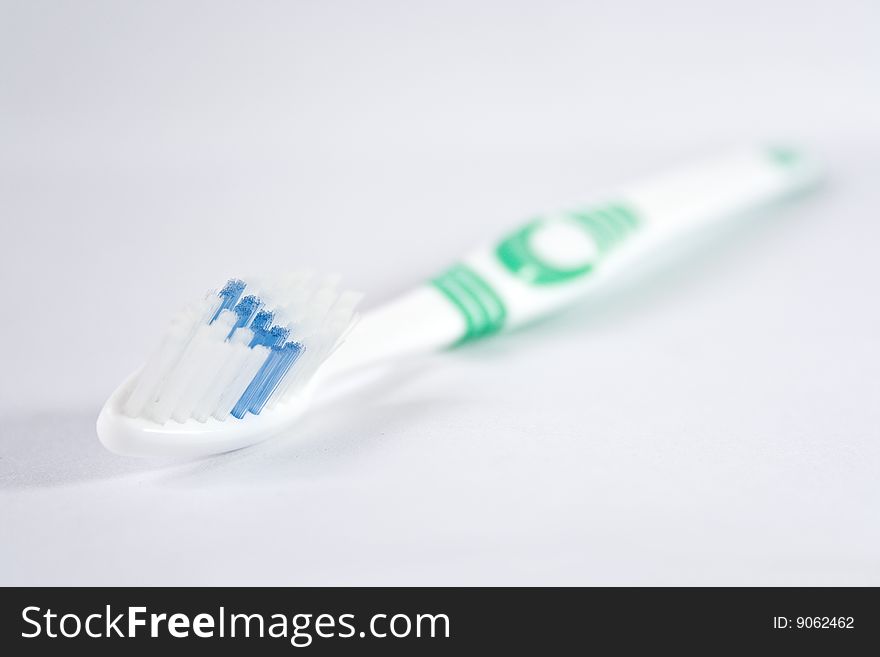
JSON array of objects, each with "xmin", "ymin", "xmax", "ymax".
[{"xmin": 1, "ymin": 0, "xmax": 878, "ymax": 585}]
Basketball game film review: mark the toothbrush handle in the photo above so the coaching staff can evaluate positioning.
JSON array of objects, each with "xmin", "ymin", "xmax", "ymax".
[{"xmin": 332, "ymin": 146, "xmax": 822, "ymax": 373}]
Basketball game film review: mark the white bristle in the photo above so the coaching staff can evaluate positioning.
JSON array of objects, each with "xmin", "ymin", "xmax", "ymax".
[
  {"xmin": 191, "ymin": 328, "xmax": 253, "ymax": 422},
  {"xmin": 122, "ymin": 301, "xmax": 207, "ymax": 418},
  {"xmin": 170, "ymin": 314, "xmax": 234, "ymax": 422},
  {"xmin": 211, "ymin": 345, "xmax": 270, "ymax": 421},
  {"xmin": 122, "ymin": 275, "xmax": 362, "ymax": 424},
  {"xmin": 268, "ymin": 289, "xmax": 363, "ymax": 408}
]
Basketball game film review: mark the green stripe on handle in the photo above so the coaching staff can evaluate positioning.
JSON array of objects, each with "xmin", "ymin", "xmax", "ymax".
[{"xmin": 431, "ymin": 264, "xmax": 507, "ymax": 343}]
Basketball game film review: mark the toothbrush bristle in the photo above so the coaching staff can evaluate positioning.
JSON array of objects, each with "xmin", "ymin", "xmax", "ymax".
[{"xmin": 122, "ymin": 273, "xmax": 363, "ymax": 424}]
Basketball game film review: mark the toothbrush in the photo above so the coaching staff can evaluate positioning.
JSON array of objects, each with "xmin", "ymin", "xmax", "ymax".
[{"xmin": 97, "ymin": 146, "xmax": 822, "ymax": 458}]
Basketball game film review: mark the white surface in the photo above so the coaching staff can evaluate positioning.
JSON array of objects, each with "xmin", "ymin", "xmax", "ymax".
[{"xmin": 1, "ymin": 0, "xmax": 879, "ymax": 585}]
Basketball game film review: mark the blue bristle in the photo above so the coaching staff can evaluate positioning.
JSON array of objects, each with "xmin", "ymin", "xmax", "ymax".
[
  {"xmin": 249, "ymin": 320, "xmax": 290, "ymax": 349},
  {"xmin": 251, "ymin": 310, "xmax": 274, "ymax": 333},
  {"xmin": 249, "ymin": 329, "xmax": 272, "ymax": 348},
  {"xmin": 248, "ymin": 311, "xmax": 274, "ymax": 347},
  {"xmin": 231, "ymin": 345, "xmax": 278, "ymax": 419},
  {"xmin": 210, "ymin": 279, "xmax": 246, "ymax": 323},
  {"xmin": 226, "ymin": 295, "xmax": 261, "ymax": 338},
  {"xmin": 268, "ymin": 325, "xmax": 290, "ymax": 346},
  {"xmin": 231, "ymin": 341, "xmax": 304, "ymax": 419},
  {"xmin": 247, "ymin": 341, "xmax": 302, "ymax": 414}
]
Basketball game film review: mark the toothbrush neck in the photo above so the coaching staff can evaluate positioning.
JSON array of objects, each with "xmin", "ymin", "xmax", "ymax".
[{"xmin": 319, "ymin": 285, "xmax": 463, "ymax": 378}]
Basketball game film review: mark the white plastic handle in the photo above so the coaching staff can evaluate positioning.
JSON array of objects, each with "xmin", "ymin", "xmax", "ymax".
[{"xmin": 327, "ymin": 146, "xmax": 822, "ymax": 375}]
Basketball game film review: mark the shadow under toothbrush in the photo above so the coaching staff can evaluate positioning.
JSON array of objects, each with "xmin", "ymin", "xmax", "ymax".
[
  {"xmin": 0, "ymin": 410, "xmax": 188, "ymax": 489},
  {"xmin": 149, "ymin": 355, "xmax": 464, "ymax": 487},
  {"xmin": 0, "ymin": 357, "xmax": 450, "ymax": 489}
]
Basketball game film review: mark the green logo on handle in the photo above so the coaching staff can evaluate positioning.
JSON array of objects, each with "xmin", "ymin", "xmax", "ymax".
[
  {"xmin": 496, "ymin": 203, "xmax": 640, "ymax": 285},
  {"xmin": 431, "ymin": 203, "xmax": 639, "ymax": 344}
]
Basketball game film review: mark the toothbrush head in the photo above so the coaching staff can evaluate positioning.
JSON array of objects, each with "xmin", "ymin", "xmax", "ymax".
[{"xmin": 97, "ymin": 273, "xmax": 362, "ymax": 458}]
